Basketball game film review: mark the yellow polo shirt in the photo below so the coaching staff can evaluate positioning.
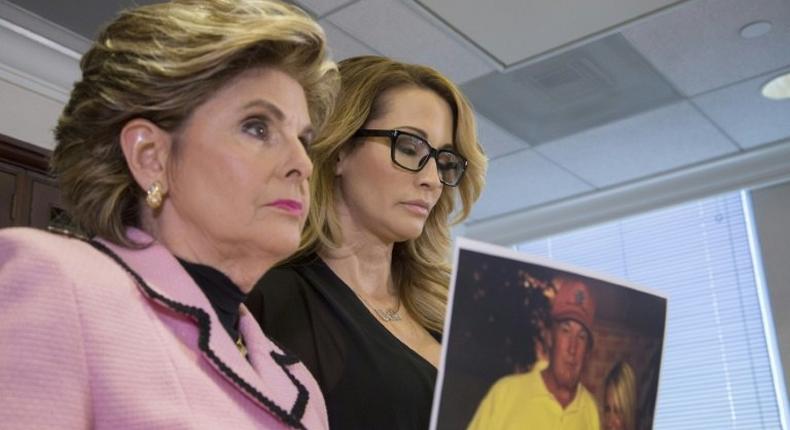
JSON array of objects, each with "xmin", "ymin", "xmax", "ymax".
[{"xmin": 467, "ymin": 368, "xmax": 600, "ymax": 430}]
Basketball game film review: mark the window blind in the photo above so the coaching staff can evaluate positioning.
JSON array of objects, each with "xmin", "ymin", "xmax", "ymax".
[{"xmin": 516, "ymin": 192, "xmax": 782, "ymax": 429}]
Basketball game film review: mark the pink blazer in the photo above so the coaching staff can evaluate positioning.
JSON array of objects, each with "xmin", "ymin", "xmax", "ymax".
[{"xmin": 0, "ymin": 227, "xmax": 328, "ymax": 429}]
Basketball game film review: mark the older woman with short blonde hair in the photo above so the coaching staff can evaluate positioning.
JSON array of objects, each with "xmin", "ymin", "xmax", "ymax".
[{"xmin": 0, "ymin": 1, "xmax": 337, "ymax": 428}]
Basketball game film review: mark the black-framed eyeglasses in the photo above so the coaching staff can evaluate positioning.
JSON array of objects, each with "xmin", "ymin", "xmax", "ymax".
[{"xmin": 353, "ymin": 129, "xmax": 468, "ymax": 187}]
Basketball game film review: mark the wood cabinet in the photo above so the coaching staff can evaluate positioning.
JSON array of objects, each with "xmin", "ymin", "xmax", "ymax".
[{"xmin": 0, "ymin": 133, "xmax": 66, "ymax": 230}]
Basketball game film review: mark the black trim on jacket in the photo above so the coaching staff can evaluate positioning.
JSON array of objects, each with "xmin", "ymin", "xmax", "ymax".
[{"xmin": 87, "ymin": 239, "xmax": 310, "ymax": 430}]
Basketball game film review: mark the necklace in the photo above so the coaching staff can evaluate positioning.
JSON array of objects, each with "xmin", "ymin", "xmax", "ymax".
[
  {"xmin": 354, "ymin": 290, "xmax": 402, "ymax": 322},
  {"xmin": 236, "ymin": 333, "xmax": 248, "ymax": 357},
  {"xmin": 373, "ymin": 303, "xmax": 402, "ymax": 322}
]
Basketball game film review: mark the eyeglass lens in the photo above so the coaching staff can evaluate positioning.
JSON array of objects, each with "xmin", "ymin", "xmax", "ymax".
[{"xmin": 393, "ymin": 133, "xmax": 464, "ymax": 185}]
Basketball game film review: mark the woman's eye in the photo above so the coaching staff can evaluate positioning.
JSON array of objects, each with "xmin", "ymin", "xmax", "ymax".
[
  {"xmin": 397, "ymin": 144, "xmax": 419, "ymax": 156},
  {"xmin": 299, "ymin": 134, "xmax": 314, "ymax": 151},
  {"xmin": 438, "ymin": 161, "xmax": 458, "ymax": 171},
  {"xmin": 396, "ymin": 139, "xmax": 423, "ymax": 156},
  {"xmin": 242, "ymin": 119, "xmax": 269, "ymax": 140}
]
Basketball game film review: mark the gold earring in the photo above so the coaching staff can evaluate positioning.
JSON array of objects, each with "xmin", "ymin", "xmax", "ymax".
[{"xmin": 145, "ymin": 181, "xmax": 165, "ymax": 209}]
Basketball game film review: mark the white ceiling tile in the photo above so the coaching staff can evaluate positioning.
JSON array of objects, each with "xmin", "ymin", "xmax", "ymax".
[
  {"xmin": 320, "ymin": 19, "xmax": 378, "ymax": 61},
  {"xmin": 476, "ymin": 113, "xmax": 529, "ymax": 159},
  {"xmin": 326, "ymin": 0, "xmax": 494, "ymax": 84},
  {"xmin": 624, "ymin": 0, "xmax": 790, "ymax": 96},
  {"xmin": 469, "ymin": 149, "xmax": 592, "ymax": 221},
  {"xmin": 462, "ymin": 34, "xmax": 682, "ymax": 145},
  {"xmin": 291, "ymin": 0, "xmax": 353, "ymax": 17},
  {"xmin": 536, "ymin": 102, "xmax": 739, "ymax": 188},
  {"xmin": 694, "ymin": 68, "xmax": 790, "ymax": 149},
  {"xmin": 419, "ymin": 0, "xmax": 682, "ymax": 66}
]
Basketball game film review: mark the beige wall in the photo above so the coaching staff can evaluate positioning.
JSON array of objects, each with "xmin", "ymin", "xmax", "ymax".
[
  {"xmin": 751, "ymin": 180, "xmax": 790, "ymax": 409},
  {"xmin": 0, "ymin": 77, "xmax": 63, "ymax": 150}
]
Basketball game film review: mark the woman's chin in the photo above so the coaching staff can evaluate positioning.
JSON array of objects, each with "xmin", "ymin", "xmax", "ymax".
[
  {"xmin": 258, "ymin": 233, "xmax": 301, "ymax": 261},
  {"xmin": 398, "ymin": 223, "xmax": 428, "ymax": 242}
]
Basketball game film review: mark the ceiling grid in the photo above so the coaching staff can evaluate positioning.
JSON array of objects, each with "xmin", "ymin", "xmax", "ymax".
[{"xmin": 1, "ymin": 0, "xmax": 788, "ymax": 231}]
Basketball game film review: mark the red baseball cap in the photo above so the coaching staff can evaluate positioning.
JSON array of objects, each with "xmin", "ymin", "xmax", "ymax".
[{"xmin": 551, "ymin": 277, "xmax": 596, "ymax": 336}]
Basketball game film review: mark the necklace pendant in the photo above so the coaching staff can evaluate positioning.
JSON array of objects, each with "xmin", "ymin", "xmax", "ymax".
[
  {"xmin": 236, "ymin": 335, "xmax": 248, "ymax": 357},
  {"xmin": 376, "ymin": 309, "xmax": 401, "ymax": 322}
]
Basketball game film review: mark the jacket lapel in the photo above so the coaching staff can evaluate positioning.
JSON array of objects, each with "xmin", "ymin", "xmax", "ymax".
[
  {"xmin": 239, "ymin": 309, "xmax": 310, "ymax": 421},
  {"xmin": 94, "ymin": 229, "xmax": 310, "ymax": 429}
]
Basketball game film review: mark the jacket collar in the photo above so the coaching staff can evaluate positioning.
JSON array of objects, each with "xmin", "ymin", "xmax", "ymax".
[{"xmin": 93, "ymin": 228, "xmax": 310, "ymax": 429}]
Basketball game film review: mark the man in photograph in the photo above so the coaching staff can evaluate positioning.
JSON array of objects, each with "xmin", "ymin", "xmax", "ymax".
[{"xmin": 468, "ymin": 276, "xmax": 600, "ymax": 430}]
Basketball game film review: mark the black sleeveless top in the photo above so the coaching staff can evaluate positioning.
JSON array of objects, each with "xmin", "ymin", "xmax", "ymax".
[{"xmin": 246, "ymin": 254, "xmax": 439, "ymax": 430}]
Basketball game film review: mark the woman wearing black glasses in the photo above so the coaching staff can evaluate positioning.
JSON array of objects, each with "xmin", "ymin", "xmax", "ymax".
[{"xmin": 246, "ymin": 55, "xmax": 487, "ymax": 429}]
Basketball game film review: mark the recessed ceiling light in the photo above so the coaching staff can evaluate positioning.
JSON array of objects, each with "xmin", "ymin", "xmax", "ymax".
[
  {"xmin": 739, "ymin": 20, "xmax": 772, "ymax": 39},
  {"xmin": 761, "ymin": 73, "xmax": 790, "ymax": 100}
]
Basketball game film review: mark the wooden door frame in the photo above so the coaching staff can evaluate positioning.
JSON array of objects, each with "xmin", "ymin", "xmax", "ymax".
[
  {"xmin": 0, "ymin": 133, "xmax": 55, "ymax": 227},
  {"xmin": 0, "ymin": 133, "xmax": 52, "ymax": 174}
]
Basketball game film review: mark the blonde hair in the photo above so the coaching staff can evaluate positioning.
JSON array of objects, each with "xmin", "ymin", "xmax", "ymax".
[
  {"xmin": 605, "ymin": 361, "xmax": 638, "ymax": 430},
  {"xmin": 52, "ymin": 0, "xmax": 338, "ymax": 246},
  {"xmin": 297, "ymin": 55, "xmax": 487, "ymax": 332}
]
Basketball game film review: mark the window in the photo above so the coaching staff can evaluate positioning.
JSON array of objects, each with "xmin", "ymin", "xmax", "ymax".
[{"xmin": 516, "ymin": 192, "xmax": 783, "ymax": 429}]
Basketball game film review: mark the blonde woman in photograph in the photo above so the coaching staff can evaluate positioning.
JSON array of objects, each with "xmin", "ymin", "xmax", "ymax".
[
  {"xmin": 603, "ymin": 361, "xmax": 638, "ymax": 430},
  {"xmin": 247, "ymin": 55, "xmax": 487, "ymax": 429},
  {"xmin": 0, "ymin": 1, "xmax": 338, "ymax": 428}
]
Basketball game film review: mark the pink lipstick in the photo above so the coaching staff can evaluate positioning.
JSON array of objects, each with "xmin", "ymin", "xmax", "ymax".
[{"xmin": 268, "ymin": 199, "xmax": 303, "ymax": 216}]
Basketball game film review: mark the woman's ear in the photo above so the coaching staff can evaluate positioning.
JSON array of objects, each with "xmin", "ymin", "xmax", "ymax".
[{"xmin": 119, "ymin": 118, "xmax": 173, "ymax": 193}]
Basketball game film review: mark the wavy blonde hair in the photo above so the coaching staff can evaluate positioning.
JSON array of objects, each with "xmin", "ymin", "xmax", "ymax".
[
  {"xmin": 296, "ymin": 56, "xmax": 487, "ymax": 332},
  {"xmin": 605, "ymin": 361, "xmax": 638, "ymax": 430},
  {"xmin": 52, "ymin": 0, "xmax": 338, "ymax": 246}
]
